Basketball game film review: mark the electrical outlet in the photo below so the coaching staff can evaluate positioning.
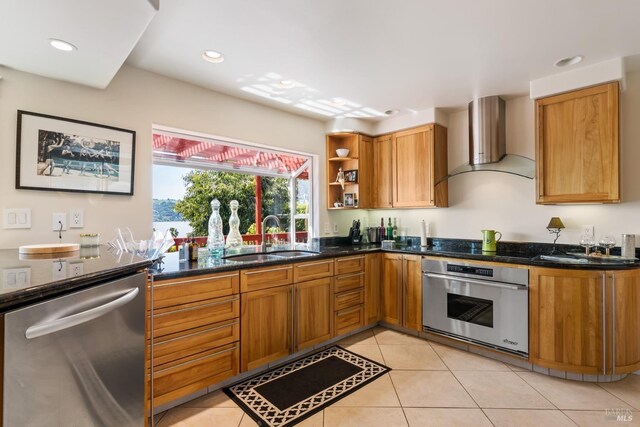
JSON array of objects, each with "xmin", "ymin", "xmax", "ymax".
[
  {"xmin": 69, "ymin": 262, "xmax": 84, "ymax": 277},
  {"xmin": 70, "ymin": 209, "xmax": 84, "ymax": 228},
  {"xmin": 52, "ymin": 213, "xmax": 67, "ymax": 231},
  {"xmin": 582, "ymin": 225, "xmax": 595, "ymax": 238},
  {"xmin": 324, "ymin": 222, "xmax": 330, "ymax": 234},
  {"xmin": 333, "ymin": 224, "xmax": 339, "ymax": 234}
]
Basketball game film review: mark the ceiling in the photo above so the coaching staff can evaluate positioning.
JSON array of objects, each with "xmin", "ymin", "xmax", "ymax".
[{"xmin": 2, "ymin": 0, "xmax": 640, "ymax": 121}]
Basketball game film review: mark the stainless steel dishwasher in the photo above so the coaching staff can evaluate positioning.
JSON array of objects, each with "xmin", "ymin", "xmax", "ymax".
[{"xmin": 3, "ymin": 272, "xmax": 145, "ymax": 427}]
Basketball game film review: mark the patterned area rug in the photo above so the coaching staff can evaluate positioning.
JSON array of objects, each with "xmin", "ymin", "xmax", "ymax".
[{"xmin": 224, "ymin": 346, "xmax": 390, "ymax": 427}]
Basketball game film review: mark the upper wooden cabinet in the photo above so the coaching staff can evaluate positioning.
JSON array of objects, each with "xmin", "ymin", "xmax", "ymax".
[
  {"xmin": 372, "ymin": 134, "xmax": 393, "ymax": 209},
  {"xmin": 326, "ymin": 133, "xmax": 373, "ymax": 209},
  {"xmin": 535, "ymin": 81, "xmax": 620, "ymax": 204},
  {"xmin": 392, "ymin": 124, "xmax": 448, "ymax": 208}
]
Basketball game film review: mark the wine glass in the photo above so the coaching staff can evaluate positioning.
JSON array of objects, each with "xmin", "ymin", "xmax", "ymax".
[
  {"xmin": 579, "ymin": 235, "xmax": 596, "ymax": 255},
  {"xmin": 599, "ymin": 235, "xmax": 616, "ymax": 256}
]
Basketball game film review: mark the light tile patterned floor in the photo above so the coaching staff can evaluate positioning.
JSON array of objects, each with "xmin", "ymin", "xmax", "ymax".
[{"xmin": 154, "ymin": 327, "xmax": 640, "ymax": 427}]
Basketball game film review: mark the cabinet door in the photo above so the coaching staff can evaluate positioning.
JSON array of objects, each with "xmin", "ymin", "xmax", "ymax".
[
  {"xmin": 529, "ymin": 268, "xmax": 605, "ymax": 374},
  {"xmin": 381, "ymin": 254, "xmax": 403, "ymax": 325},
  {"xmin": 295, "ymin": 278, "xmax": 333, "ymax": 351},
  {"xmin": 609, "ymin": 270, "xmax": 640, "ymax": 374},
  {"xmin": 240, "ymin": 285, "xmax": 292, "ymax": 372},
  {"xmin": 403, "ymin": 255, "xmax": 423, "ymax": 331},
  {"xmin": 535, "ymin": 81, "xmax": 619, "ymax": 204},
  {"xmin": 358, "ymin": 135, "xmax": 373, "ymax": 209},
  {"xmin": 372, "ymin": 135, "xmax": 393, "ymax": 208},
  {"xmin": 392, "ymin": 126, "xmax": 433, "ymax": 207},
  {"xmin": 364, "ymin": 253, "xmax": 381, "ymax": 324}
]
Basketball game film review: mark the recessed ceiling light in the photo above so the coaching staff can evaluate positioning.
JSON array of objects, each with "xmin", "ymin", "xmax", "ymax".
[
  {"xmin": 385, "ymin": 109, "xmax": 399, "ymax": 116},
  {"xmin": 331, "ymin": 98, "xmax": 347, "ymax": 106},
  {"xmin": 202, "ymin": 50, "xmax": 224, "ymax": 63},
  {"xmin": 48, "ymin": 38, "xmax": 76, "ymax": 52},
  {"xmin": 279, "ymin": 80, "xmax": 295, "ymax": 88},
  {"xmin": 554, "ymin": 55, "xmax": 583, "ymax": 68}
]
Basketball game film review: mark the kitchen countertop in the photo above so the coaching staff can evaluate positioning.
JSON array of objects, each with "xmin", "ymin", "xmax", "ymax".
[
  {"xmin": 151, "ymin": 239, "xmax": 640, "ymax": 280},
  {"xmin": 0, "ymin": 246, "xmax": 152, "ymax": 312}
]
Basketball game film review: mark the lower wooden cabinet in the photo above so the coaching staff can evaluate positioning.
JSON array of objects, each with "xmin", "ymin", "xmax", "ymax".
[
  {"xmin": 295, "ymin": 277, "xmax": 333, "ymax": 351},
  {"xmin": 240, "ymin": 284, "xmax": 293, "ymax": 372},
  {"xmin": 530, "ymin": 267, "xmax": 640, "ymax": 375},
  {"xmin": 381, "ymin": 253, "xmax": 422, "ymax": 330},
  {"xmin": 364, "ymin": 253, "xmax": 382, "ymax": 324}
]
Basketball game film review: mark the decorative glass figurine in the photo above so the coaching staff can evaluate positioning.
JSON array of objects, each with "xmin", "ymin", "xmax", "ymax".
[
  {"xmin": 225, "ymin": 200, "xmax": 243, "ymax": 248},
  {"xmin": 207, "ymin": 199, "xmax": 225, "ymax": 257}
]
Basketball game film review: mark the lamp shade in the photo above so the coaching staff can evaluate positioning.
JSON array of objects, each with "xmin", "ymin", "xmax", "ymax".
[{"xmin": 547, "ymin": 217, "xmax": 565, "ymax": 229}]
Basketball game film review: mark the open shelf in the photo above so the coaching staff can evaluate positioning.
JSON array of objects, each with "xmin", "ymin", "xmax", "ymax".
[{"xmin": 328, "ymin": 156, "xmax": 358, "ymax": 162}]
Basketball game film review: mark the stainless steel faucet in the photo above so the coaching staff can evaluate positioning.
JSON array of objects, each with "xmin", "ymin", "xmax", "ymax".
[{"xmin": 261, "ymin": 215, "xmax": 282, "ymax": 252}]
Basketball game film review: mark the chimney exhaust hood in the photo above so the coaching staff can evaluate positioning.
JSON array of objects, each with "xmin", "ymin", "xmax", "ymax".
[{"xmin": 448, "ymin": 96, "xmax": 534, "ymax": 180}]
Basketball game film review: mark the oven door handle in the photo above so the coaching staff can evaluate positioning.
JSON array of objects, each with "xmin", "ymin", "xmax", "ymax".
[{"xmin": 423, "ymin": 273, "xmax": 526, "ymax": 291}]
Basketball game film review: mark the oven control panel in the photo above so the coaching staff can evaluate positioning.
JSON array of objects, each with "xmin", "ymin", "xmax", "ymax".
[{"xmin": 447, "ymin": 264, "xmax": 493, "ymax": 277}]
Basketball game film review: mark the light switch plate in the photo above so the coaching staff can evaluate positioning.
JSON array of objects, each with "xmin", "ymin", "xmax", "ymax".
[
  {"xmin": 2, "ymin": 268, "xmax": 31, "ymax": 288},
  {"xmin": 582, "ymin": 225, "xmax": 595, "ymax": 238},
  {"xmin": 3, "ymin": 208, "xmax": 31, "ymax": 229}
]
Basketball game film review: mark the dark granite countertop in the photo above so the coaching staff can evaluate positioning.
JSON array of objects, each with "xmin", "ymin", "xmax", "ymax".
[
  {"xmin": 151, "ymin": 238, "xmax": 640, "ymax": 280},
  {"xmin": 0, "ymin": 246, "xmax": 152, "ymax": 312}
]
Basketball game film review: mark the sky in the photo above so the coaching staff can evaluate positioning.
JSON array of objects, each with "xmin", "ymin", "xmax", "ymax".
[{"xmin": 152, "ymin": 164, "xmax": 190, "ymax": 199}]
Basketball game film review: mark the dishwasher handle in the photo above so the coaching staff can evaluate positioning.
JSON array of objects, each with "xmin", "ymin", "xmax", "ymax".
[
  {"xmin": 423, "ymin": 272, "xmax": 526, "ymax": 291},
  {"xmin": 25, "ymin": 287, "xmax": 140, "ymax": 340}
]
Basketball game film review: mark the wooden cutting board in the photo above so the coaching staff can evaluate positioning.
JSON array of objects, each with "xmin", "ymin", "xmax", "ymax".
[{"xmin": 19, "ymin": 243, "xmax": 80, "ymax": 254}]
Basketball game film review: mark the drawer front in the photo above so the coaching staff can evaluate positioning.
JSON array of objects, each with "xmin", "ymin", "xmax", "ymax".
[
  {"xmin": 152, "ymin": 343, "xmax": 239, "ymax": 407},
  {"xmin": 335, "ymin": 256, "xmax": 365, "ymax": 275},
  {"xmin": 153, "ymin": 296, "xmax": 239, "ymax": 339},
  {"xmin": 333, "ymin": 272, "xmax": 364, "ymax": 294},
  {"xmin": 241, "ymin": 265, "xmax": 293, "ymax": 292},
  {"xmin": 293, "ymin": 259, "xmax": 334, "ymax": 282},
  {"xmin": 334, "ymin": 289, "xmax": 364, "ymax": 312},
  {"xmin": 335, "ymin": 305, "xmax": 364, "ymax": 336},
  {"xmin": 152, "ymin": 272, "xmax": 239, "ymax": 309},
  {"xmin": 152, "ymin": 320, "xmax": 239, "ymax": 369}
]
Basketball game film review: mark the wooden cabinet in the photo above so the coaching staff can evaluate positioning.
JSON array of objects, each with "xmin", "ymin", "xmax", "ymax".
[
  {"xmin": 295, "ymin": 277, "xmax": 333, "ymax": 351},
  {"xmin": 608, "ymin": 270, "xmax": 640, "ymax": 374},
  {"xmin": 241, "ymin": 284, "xmax": 293, "ymax": 372},
  {"xmin": 381, "ymin": 253, "xmax": 422, "ymax": 330},
  {"xmin": 392, "ymin": 124, "xmax": 448, "ymax": 208},
  {"xmin": 147, "ymin": 271, "xmax": 240, "ymax": 407},
  {"xmin": 364, "ymin": 253, "xmax": 382, "ymax": 324},
  {"xmin": 326, "ymin": 133, "xmax": 373, "ymax": 209},
  {"xmin": 240, "ymin": 264, "xmax": 293, "ymax": 292},
  {"xmin": 333, "ymin": 256, "xmax": 365, "ymax": 336},
  {"xmin": 372, "ymin": 134, "xmax": 393, "ymax": 208},
  {"xmin": 530, "ymin": 267, "xmax": 640, "ymax": 375},
  {"xmin": 535, "ymin": 81, "xmax": 620, "ymax": 204}
]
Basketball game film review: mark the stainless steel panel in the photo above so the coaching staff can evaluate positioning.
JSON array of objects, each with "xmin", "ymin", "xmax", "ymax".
[
  {"xmin": 4, "ymin": 273, "xmax": 145, "ymax": 427},
  {"xmin": 422, "ymin": 258, "xmax": 528, "ymax": 286},
  {"xmin": 469, "ymin": 96, "xmax": 506, "ymax": 165}
]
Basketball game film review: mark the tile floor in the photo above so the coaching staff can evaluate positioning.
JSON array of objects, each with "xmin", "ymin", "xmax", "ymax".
[{"xmin": 154, "ymin": 327, "xmax": 640, "ymax": 427}]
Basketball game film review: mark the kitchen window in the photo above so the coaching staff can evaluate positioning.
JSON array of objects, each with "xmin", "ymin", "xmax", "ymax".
[{"xmin": 151, "ymin": 126, "xmax": 315, "ymax": 245}]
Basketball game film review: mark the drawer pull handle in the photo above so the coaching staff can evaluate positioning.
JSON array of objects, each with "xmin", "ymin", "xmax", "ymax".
[
  {"xmin": 155, "ymin": 273, "xmax": 238, "ymax": 287},
  {"xmin": 243, "ymin": 267, "xmax": 292, "ymax": 276}
]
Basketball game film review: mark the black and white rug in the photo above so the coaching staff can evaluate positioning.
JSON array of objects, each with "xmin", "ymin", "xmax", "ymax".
[{"xmin": 224, "ymin": 346, "xmax": 390, "ymax": 427}]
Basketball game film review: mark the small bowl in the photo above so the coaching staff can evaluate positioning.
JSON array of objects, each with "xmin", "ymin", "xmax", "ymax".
[
  {"xmin": 335, "ymin": 148, "xmax": 350, "ymax": 158},
  {"xmin": 334, "ymin": 202, "xmax": 343, "ymax": 208}
]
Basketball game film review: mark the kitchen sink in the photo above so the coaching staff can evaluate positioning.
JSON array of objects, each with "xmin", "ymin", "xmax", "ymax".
[
  {"xmin": 269, "ymin": 250, "xmax": 319, "ymax": 258},
  {"xmin": 223, "ymin": 253, "xmax": 285, "ymax": 262}
]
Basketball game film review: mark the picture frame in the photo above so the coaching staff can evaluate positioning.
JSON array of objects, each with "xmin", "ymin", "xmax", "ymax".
[
  {"xmin": 344, "ymin": 169, "xmax": 358, "ymax": 183},
  {"xmin": 16, "ymin": 110, "xmax": 136, "ymax": 195},
  {"xmin": 344, "ymin": 192, "xmax": 355, "ymax": 207}
]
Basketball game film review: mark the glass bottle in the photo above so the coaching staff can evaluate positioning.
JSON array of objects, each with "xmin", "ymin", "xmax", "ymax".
[
  {"xmin": 387, "ymin": 218, "xmax": 393, "ymax": 241},
  {"xmin": 392, "ymin": 218, "xmax": 398, "ymax": 241},
  {"xmin": 189, "ymin": 239, "xmax": 199, "ymax": 261},
  {"xmin": 207, "ymin": 199, "xmax": 225, "ymax": 257},
  {"xmin": 380, "ymin": 217, "xmax": 386, "ymax": 240},
  {"xmin": 226, "ymin": 200, "xmax": 243, "ymax": 248}
]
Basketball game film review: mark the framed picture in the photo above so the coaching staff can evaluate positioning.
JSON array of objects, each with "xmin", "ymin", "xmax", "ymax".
[
  {"xmin": 344, "ymin": 193, "xmax": 355, "ymax": 207},
  {"xmin": 344, "ymin": 169, "xmax": 358, "ymax": 183},
  {"xmin": 16, "ymin": 110, "xmax": 136, "ymax": 195}
]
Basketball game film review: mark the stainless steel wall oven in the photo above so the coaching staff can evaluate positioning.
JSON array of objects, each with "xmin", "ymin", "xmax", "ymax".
[{"xmin": 422, "ymin": 259, "xmax": 529, "ymax": 357}]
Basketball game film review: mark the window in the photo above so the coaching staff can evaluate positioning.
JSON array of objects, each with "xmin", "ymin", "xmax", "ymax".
[{"xmin": 151, "ymin": 127, "xmax": 314, "ymax": 246}]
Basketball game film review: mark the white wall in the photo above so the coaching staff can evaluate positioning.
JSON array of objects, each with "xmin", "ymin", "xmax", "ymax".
[
  {"xmin": 363, "ymin": 71, "xmax": 640, "ymax": 246},
  {"xmin": 0, "ymin": 65, "xmax": 328, "ymax": 249}
]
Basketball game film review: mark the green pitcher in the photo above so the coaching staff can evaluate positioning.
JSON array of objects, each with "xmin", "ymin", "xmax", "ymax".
[{"xmin": 481, "ymin": 229, "xmax": 502, "ymax": 252}]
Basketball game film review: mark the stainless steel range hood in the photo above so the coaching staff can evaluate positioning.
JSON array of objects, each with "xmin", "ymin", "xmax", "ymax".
[{"xmin": 448, "ymin": 96, "xmax": 534, "ymax": 179}]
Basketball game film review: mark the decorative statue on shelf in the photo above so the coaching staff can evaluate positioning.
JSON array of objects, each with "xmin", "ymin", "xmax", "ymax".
[
  {"xmin": 336, "ymin": 167, "xmax": 345, "ymax": 190},
  {"xmin": 225, "ymin": 200, "xmax": 243, "ymax": 248}
]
